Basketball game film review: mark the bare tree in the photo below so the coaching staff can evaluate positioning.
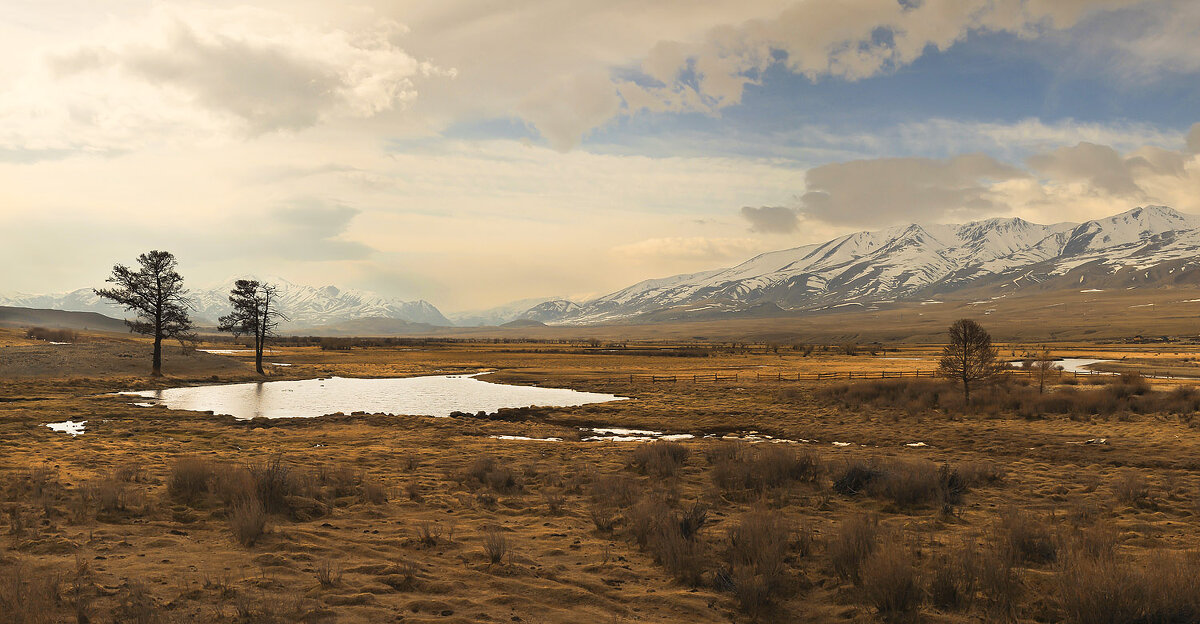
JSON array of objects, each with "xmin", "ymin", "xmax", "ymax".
[
  {"xmin": 938, "ymin": 318, "xmax": 1001, "ymax": 405},
  {"xmin": 94, "ymin": 250, "xmax": 193, "ymax": 377},
  {"xmin": 1031, "ymin": 346, "xmax": 1057, "ymax": 394},
  {"xmin": 218, "ymin": 280, "xmax": 288, "ymax": 375}
]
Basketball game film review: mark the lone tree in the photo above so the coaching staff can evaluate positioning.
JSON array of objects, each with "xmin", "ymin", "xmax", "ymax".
[
  {"xmin": 95, "ymin": 250, "xmax": 193, "ymax": 377},
  {"xmin": 1031, "ymin": 346, "xmax": 1057, "ymax": 394},
  {"xmin": 938, "ymin": 318, "xmax": 1001, "ymax": 405},
  {"xmin": 218, "ymin": 280, "xmax": 287, "ymax": 375}
]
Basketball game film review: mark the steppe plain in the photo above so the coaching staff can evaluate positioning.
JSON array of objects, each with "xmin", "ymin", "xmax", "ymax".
[{"xmin": 3, "ymin": 320, "xmax": 1200, "ymax": 623}]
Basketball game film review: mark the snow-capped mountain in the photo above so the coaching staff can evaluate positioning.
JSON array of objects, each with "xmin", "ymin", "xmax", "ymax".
[
  {"xmin": 535, "ymin": 206, "xmax": 1200, "ymax": 325},
  {"xmin": 0, "ymin": 277, "xmax": 451, "ymax": 329}
]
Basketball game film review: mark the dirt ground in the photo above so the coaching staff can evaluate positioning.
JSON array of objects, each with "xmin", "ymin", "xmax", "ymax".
[{"xmin": 3, "ymin": 329, "xmax": 1200, "ymax": 623}]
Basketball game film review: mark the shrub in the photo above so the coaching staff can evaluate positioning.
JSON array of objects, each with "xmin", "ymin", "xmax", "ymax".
[
  {"xmin": 996, "ymin": 507, "xmax": 1056, "ymax": 565},
  {"xmin": 589, "ymin": 503, "xmax": 617, "ymax": 532},
  {"xmin": 248, "ymin": 455, "xmax": 295, "ymax": 514},
  {"xmin": 167, "ymin": 457, "xmax": 214, "ymax": 503},
  {"xmin": 542, "ymin": 488, "xmax": 566, "ymax": 515},
  {"xmin": 713, "ymin": 444, "xmax": 820, "ymax": 496},
  {"xmin": 1056, "ymin": 550, "xmax": 1200, "ymax": 624},
  {"xmin": 833, "ymin": 460, "xmax": 881, "ymax": 496},
  {"xmin": 631, "ymin": 441, "xmax": 690, "ymax": 477},
  {"xmin": 860, "ymin": 540, "xmax": 923, "ymax": 620},
  {"xmin": 315, "ymin": 559, "xmax": 341, "ymax": 587},
  {"xmin": 725, "ymin": 511, "xmax": 793, "ymax": 616},
  {"xmin": 928, "ymin": 541, "xmax": 979, "ymax": 611},
  {"xmin": 465, "ymin": 455, "xmax": 522, "ymax": 493},
  {"xmin": 229, "ymin": 498, "xmax": 268, "ymax": 547},
  {"xmin": 1112, "ymin": 470, "xmax": 1151, "ymax": 507},
  {"xmin": 590, "ymin": 474, "xmax": 638, "ymax": 508},
  {"xmin": 830, "ymin": 513, "xmax": 880, "ymax": 584},
  {"xmin": 0, "ymin": 564, "xmax": 60, "ymax": 624},
  {"xmin": 483, "ymin": 527, "xmax": 509, "ymax": 564}
]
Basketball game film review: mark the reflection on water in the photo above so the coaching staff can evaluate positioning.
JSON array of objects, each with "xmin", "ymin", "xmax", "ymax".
[{"xmin": 123, "ymin": 374, "xmax": 626, "ymax": 420}]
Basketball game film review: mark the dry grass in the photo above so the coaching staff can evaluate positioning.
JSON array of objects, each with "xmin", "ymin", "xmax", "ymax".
[
  {"xmin": 859, "ymin": 539, "xmax": 923, "ymax": 621},
  {"xmin": 631, "ymin": 441, "xmax": 690, "ymax": 477},
  {"xmin": 829, "ymin": 513, "xmax": 880, "ymax": 584},
  {"xmin": 229, "ymin": 498, "xmax": 268, "ymax": 547}
]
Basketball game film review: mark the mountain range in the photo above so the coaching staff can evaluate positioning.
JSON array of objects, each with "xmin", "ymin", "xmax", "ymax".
[
  {"xmin": 530, "ymin": 205, "xmax": 1200, "ymax": 325},
  {"xmin": 0, "ymin": 278, "xmax": 451, "ymax": 330},
  {"xmin": 5, "ymin": 206, "xmax": 1199, "ymax": 331}
]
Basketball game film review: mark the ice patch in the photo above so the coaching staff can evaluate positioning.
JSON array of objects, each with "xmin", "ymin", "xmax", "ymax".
[
  {"xmin": 490, "ymin": 435, "xmax": 564, "ymax": 442},
  {"xmin": 46, "ymin": 420, "xmax": 86, "ymax": 436}
]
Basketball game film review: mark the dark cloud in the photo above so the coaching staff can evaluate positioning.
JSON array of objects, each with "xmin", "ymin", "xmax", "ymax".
[
  {"xmin": 740, "ymin": 206, "xmax": 800, "ymax": 233},
  {"xmin": 269, "ymin": 200, "xmax": 373, "ymax": 261},
  {"xmin": 1027, "ymin": 142, "xmax": 1143, "ymax": 195},
  {"xmin": 798, "ymin": 154, "xmax": 1025, "ymax": 227}
]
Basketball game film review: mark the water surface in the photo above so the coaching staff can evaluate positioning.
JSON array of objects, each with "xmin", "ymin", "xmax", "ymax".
[{"xmin": 124, "ymin": 374, "xmax": 625, "ymax": 420}]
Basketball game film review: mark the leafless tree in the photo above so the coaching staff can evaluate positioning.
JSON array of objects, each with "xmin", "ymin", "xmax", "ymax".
[
  {"xmin": 94, "ymin": 250, "xmax": 193, "ymax": 377},
  {"xmin": 218, "ymin": 280, "xmax": 288, "ymax": 375},
  {"xmin": 1031, "ymin": 346, "xmax": 1057, "ymax": 394},
  {"xmin": 938, "ymin": 318, "xmax": 1001, "ymax": 405}
]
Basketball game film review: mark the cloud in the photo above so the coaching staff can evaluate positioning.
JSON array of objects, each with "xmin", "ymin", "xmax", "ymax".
[
  {"xmin": 612, "ymin": 236, "xmax": 760, "ymax": 262},
  {"xmin": 1027, "ymin": 142, "xmax": 1143, "ymax": 195},
  {"xmin": 798, "ymin": 154, "xmax": 1027, "ymax": 226},
  {"xmin": 2, "ymin": 5, "xmax": 439, "ymax": 152},
  {"xmin": 267, "ymin": 200, "xmax": 373, "ymax": 261},
  {"xmin": 741, "ymin": 205, "xmax": 800, "ymax": 233},
  {"xmin": 1188, "ymin": 123, "xmax": 1200, "ymax": 154}
]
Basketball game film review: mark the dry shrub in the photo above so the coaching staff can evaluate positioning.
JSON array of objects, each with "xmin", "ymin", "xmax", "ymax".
[
  {"xmin": 825, "ymin": 376, "xmax": 1200, "ymax": 420},
  {"xmin": 113, "ymin": 581, "xmax": 159, "ymax": 624},
  {"xmin": 542, "ymin": 488, "xmax": 566, "ymax": 515},
  {"xmin": 833, "ymin": 458, "xmax": 968, "ymax": 510},
  {"xmin": 956, "ymin": 460, "xmax": 1006, "ymax": 487},
  {"xmin": 724, "ymin": 511, "xmax": 793, "ymax": 617},
  {"xmin": 928, "ymin": 540, "xmax": 980, "ymax": 612},
  {"xmin": 90, "ymin": 479, "xmax": 129, "ymax": 515},
  {"xmin": 996, "ymin": 507, "xmax": 1056, "ymax": 565},
  {"xmin": 360, "ymin": 479, "xmax": 387, "ymax": 505},
  {"xmin": 248, "ymin": 455, "xmax": 295, "ymax": 514},
  {"xmin": 631, "ymin": 441, "xmax": 690, "ymax": 477},
  {"xmin": 589, "ymin": 503, "xmax": 618, "ymax": 533},
  {"xmin": 977, "ymin": 545, "xmax": 1022, "ymax": 619},
  {"xmin": 416, "ymin": 521, "xmax": 442, "ymax": 546},
  {"xmin": 229, "ymin": 498, "xmax": 268, "ymax": 547},
  {"xmin": 655, "ymin": 521, "xmax": 705, "ymax": 585},
  {"xmin": 830, "ymin": 513, "xmax": 881, "ymax": 584},
  {"xmin": 1056, "ymin": 550, "xmax": 1200, "ymax": 624},
  {"xmin": 113, "ymin": 461, "xmax": 146, "ymax": 483},
  {"xmin": 483, "ymin": 527, "xmax": 509, "ymax": 564},
  {"xmin": 590, "ymin": 474, "xmax": 639, "ymax": 508},
  {"xmin": 712, "ymin": 444, "xmax": 820, "ymax": 497},
  {"xmin": 315, "ymin": 559, "xmax": 342, "ymax": 587},
  {"xmin": 167, "ymin": 457, "xmax": 214, "ymax": 504},
  {"xmin": 0, "ymin": 564, "xmax": 60, "ymax": 624},
  {"xmin": 860, "ymin": 539, "xmax": 923, "ymax": 621},
  {"xmin": 1112, "ymin": 470, "xmax": 1151, "ymax": 507},
  {"xmin": 465, "ymin": 455, "xmax": 522, "ymax": 493}
]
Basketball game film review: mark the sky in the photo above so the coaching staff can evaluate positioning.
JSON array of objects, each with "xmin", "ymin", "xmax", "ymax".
[{"xmin": 1, "ymin": 0, "xmax": 1199, "ymax": 312}]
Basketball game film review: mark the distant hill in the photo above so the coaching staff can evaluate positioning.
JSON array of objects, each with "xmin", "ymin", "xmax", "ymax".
[
  {"xmin": 499, "ymin": 318, "xmax": 548, "ymax": 328},
  {"xmin": 0, "ymin": 306, "xmax": 128, "ymax": 332}
]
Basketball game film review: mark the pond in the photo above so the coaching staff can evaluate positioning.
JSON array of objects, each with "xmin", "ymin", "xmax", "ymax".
[{"xmin": 122, "ymin": 374, "xmax": 626, "ymax": 420}]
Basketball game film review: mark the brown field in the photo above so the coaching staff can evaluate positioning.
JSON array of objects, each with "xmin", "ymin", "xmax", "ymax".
[{"xmin": 4, "ymin": 326, "xmax": 1200, "ymax": 623}]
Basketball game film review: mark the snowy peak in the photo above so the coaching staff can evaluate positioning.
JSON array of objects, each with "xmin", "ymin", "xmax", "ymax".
[
  {"xmin": 534, "ymin": 206, "xmax": 1200, "ymax": 325},
  {"xmin": 0, "ymin": 280, "xmax": 452, "ymax": 329}
]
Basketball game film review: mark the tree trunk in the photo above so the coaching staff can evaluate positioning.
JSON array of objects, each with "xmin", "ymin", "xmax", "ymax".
[
  {"xmin": 255, "ymin": 328, "xmax": 265, "ymax": 375},
  {"xmin": 152, "ymin": 335, "xmax": 163, "ymax": 377},
  {"xmin": 963, "ymin": 377, "xmax": 970, "ymax": 405}
]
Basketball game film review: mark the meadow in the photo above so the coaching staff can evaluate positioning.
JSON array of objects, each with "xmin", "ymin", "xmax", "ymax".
[{"xmin": 3, "ymin": 327, "xmax": 1200, "ymax": 623}]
